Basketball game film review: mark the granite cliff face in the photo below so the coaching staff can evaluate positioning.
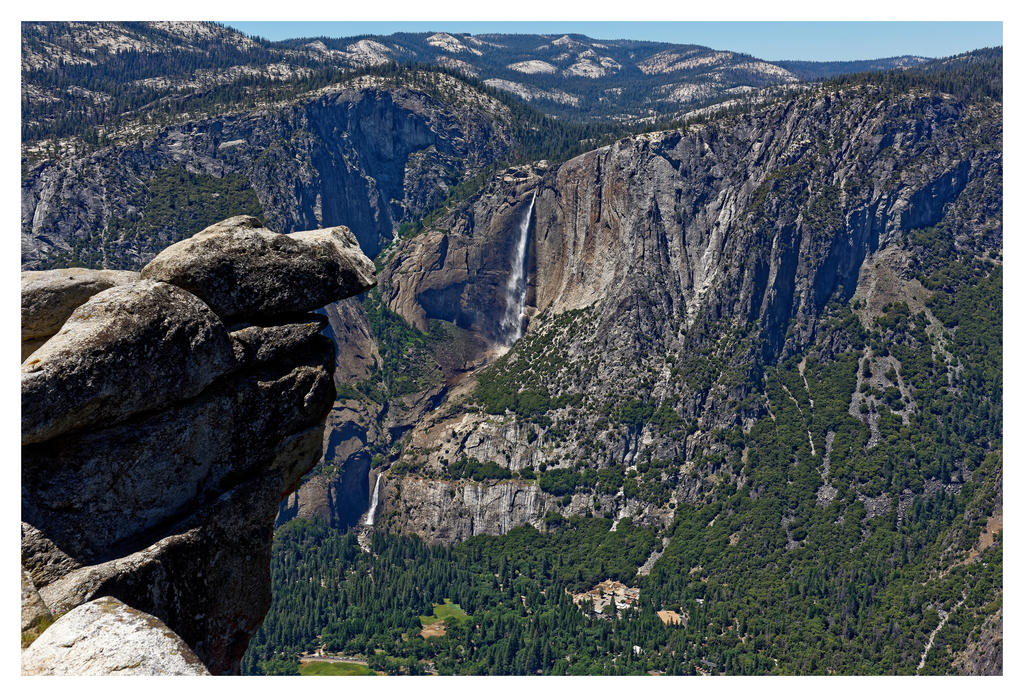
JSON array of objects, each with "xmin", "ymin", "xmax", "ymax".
[
  {"xmin": 27, "ymin": 65, "xmax": 1000, "ymax": 550},
  {"xmin": 278, "ymin": 400, "xmax": 384, "ymax": 530},
  {"xmin": 381, "ymin": 475, "xmax": 550, "ymax": 544},
  {"xmin": 386, "ymin": 88, "xmax": 998, "ymax": 355},
  {"xmin": 331, "ymin": 85, "xmax": 1000, "ymax": 542},
  {"xmin": 20, "ymin": 216, "xmax": 376, "ymax": 675},
  {"xmin": 22, "ymin": 73, "xmax": 515, "ymax": 269}
]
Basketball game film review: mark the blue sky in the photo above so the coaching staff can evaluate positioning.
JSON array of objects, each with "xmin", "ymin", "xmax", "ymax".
[{"xmin": 224, "ymin": 21, "xmax": 1001, "ymax": 62}]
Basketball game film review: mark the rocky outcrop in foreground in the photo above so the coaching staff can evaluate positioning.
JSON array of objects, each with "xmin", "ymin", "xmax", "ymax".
[
  {"xmin": 20, "ymin": 268, "xmax": 139, "ymax": 360},
  {"xmin": 22, "ymin": 597, "xmax": 210, "ymax": 676},
  {"xmin": 20, "ymin": 216, "xmax": 375, "ymax": 675}
]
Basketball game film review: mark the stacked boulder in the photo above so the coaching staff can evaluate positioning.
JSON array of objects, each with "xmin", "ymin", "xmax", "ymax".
[{"xmin": 20, "ymin": 216, "xmax": 375, "ymax": 675}]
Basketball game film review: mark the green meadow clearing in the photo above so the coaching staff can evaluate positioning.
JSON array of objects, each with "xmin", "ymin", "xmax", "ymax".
[
  {"xmin": 298, "ymin": 661, "xmax": 376, "ymax": 676},
  {"xmin": 419, "ymin": 599, "xmax": 470, "ymax": 628}
]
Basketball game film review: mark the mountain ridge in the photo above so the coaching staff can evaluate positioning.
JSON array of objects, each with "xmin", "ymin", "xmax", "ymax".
[{"xmin": 23, "ymin": 20, "xmax": 939, "ymax": 146}]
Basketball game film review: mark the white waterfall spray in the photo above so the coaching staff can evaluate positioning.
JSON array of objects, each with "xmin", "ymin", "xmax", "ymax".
[
  {"xmin": 365, "ymin": 473, "xmax": 383, "ymax": 527},
  {"xmin": 498, "ymin": 191, "xmax": 536, "ymax": 347}
]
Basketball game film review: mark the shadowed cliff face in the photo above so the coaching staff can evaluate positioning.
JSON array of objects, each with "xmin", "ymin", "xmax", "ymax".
[
  {"xmin": 278, "ymin": 401, "xmax": 382, "ymax": 530},
  {"xmin": 382, "ymin": 178, "xmax": 545, "ymax": 344},
  {"xmin": 362, "ymin": 86, "xmax": 1000, "ymax": 542},
  {"xmin": 21, "ymin": 76, "xmax": 515, "ymax": 269}
]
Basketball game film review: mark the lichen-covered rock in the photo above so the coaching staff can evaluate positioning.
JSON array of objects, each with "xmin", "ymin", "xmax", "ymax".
[
  {"xmin": 20, "ymin": 523, "xmax": 80, "ymax": 591},
  {"xmin": 140, "ymin": 216, "xmax": 376, "ymax": 321},
  {"xmin": 20, "ymin": 209, "xmax": 375, "ymax": 673},
  {"xmin": 21, "ymin": 568, "xmax": 51, "ymax": 647},
  {"xmin": 20, "ymin": 267, "xmax": 139, "ymax": 360},
  {"xmin": 21, "ymin": 596, "xmax": 209, "ymax": 676},
  {"xmin": 21, "ymin": 280, "xmax": 235, "ymax": 446}
]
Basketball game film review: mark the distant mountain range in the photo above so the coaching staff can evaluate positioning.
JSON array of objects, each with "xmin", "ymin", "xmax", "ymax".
[
  {"xmin": 280, "ymin": 31, "xmax": 933, "ymax": 118},
  {"xmin": 22, "ymin": 21, "xmax": 933, "ymax": 142}
]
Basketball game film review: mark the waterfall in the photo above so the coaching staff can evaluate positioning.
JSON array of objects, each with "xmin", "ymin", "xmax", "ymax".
[
  {"xmin": 364, "ymin": 473, "xmax": 383, "ymax": 527},
  {"xmin": 498, "ymin": 191, "xmax": 536, "ymax": 347}
]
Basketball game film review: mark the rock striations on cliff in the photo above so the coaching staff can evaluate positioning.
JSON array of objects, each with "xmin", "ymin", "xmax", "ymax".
[{"xmin": 20, "ymin": 215, "xmax": 376, "ymax": 675}]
